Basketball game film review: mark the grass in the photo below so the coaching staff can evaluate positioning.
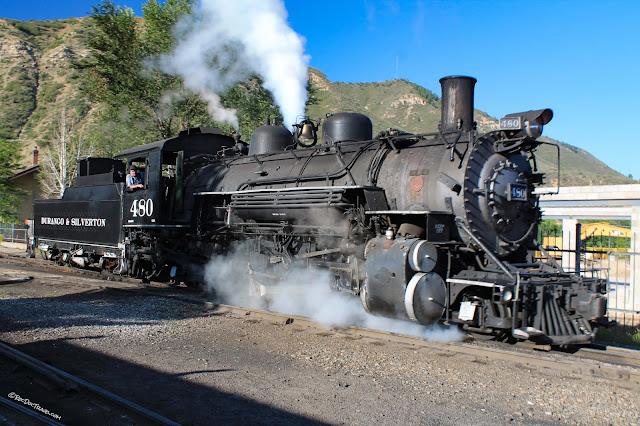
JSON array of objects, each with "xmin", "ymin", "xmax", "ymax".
[
  {"xmin": 45, "ymin": 38, "xmax": 64, "ymax": 52},
  {"xmin": 596, "ymin": 327, "xmax": 640, "ymax": 349}
]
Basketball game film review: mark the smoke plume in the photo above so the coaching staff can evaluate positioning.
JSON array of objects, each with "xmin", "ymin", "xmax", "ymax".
[
  {"xmin": 204, "ymin": 244, "xmax": 463, "ymax": 343},
  {"xmin": 157, "ymin": 0, "xmax": 309, "ymax": 130}
]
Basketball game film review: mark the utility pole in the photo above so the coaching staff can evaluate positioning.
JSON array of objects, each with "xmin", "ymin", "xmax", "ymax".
[{"xmin": 395, "ymin": 56, "xmax": 399, "ymax": 79}]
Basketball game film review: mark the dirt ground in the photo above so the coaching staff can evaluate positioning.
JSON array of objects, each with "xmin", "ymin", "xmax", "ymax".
[{"xmin": 0, "ymin": 248, "xmax": 638, "ymax": 425}]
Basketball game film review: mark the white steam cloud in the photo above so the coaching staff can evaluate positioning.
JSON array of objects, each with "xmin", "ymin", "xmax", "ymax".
[
  {"xmin": 157, "ymin": 0, "xmax": 309, "ymax": 130},
  {"xmin": 204, "ymin": 244, "xmax": 463, "ymax": 343}
]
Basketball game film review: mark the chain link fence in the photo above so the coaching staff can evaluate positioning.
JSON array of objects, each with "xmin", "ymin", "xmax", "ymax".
[{"xmin": 0, "ymin": 223, "xmax": 28, "ymax": 244}]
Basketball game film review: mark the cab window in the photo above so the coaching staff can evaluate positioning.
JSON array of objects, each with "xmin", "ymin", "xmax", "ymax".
[{"xmin": 126, "ymin": 158, "xmax": 147, "ymax": 190}]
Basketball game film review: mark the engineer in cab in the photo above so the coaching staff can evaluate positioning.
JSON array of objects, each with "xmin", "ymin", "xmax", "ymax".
[{"xmin": 126, "ymin": 165, "xmax": 144, "ymax": 189}]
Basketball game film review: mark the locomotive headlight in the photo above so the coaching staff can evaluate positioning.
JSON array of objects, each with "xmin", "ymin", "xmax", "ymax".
[
  {"xmin": 502, "ymin": 288, "xmax": 514, "ymax": 302},
  {"xmin": 524, "ymin": 120, "xmax": 543, "ymax": 138},
  {"xmin": 500, "ymin": 109, "xmax": 552, "ymax": 138}
]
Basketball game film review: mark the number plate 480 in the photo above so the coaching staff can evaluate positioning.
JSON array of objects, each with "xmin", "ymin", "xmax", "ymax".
[
  {"xmin": 508, "ymin": 184, "xmax": 527, "ymax": 201},
  {"xmin": 130, "ymin": 199, "xmax": 154, "ymax": 217}
]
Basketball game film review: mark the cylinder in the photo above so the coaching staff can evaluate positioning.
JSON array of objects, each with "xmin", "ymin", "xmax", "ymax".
[
  {"xmin": 408, "ymin": 240, "xmax": 438, "ymax": 272},
  {"xmin": 404, "ymin": 272, "xmax": 446, "ymax": 325},
  {"xmin": 439, "ymin": 76, "xmax": 477, "ymax": 132}
]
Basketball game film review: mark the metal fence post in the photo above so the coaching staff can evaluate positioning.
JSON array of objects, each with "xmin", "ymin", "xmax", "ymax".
[{"xmin": 575, "ymin": 222, "xmax": 582, "ymax": 274}]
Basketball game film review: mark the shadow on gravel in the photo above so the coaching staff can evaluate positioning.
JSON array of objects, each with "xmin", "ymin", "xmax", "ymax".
[
  {"xmin": 0, "ymin": 286, "xmax": 328, "ymax": 424},
  {"xmin": 1, "ymin": 338, "xmax": 327, "ymax": 425},
  {"xmin": 0, "ymin": 288, "xmax": 213, "ymax": 332},
  {"xmin": 174, "ymin": 369, "xmax": 236, "ymax": 377},
  {"xmin": 0, "ymin": 277, "xmax": 34, "ymax": 285}
]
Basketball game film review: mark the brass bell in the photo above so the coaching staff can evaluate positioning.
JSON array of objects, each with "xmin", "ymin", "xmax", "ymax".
[
  {"xmin": 299, "ymin": 122, "xmax": 315, "ymax": 139},
  {"xmin": 295, "ymin": 118, "xmax": 318, "ymax": 147}
]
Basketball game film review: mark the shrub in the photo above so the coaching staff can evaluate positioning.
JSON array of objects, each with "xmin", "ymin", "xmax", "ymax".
[
  {"xmin": 597, "ymin": 327, "xmax": 640, "ymax": 349},
  {"xmin": 12, "ymin": 21, "xmax": 42, "ymax": 36},
  {"xmin": 46, "ymin": 38, "xmax": 64, "ymax": 51},
  {"xmin": 40, "ymin": 82, "xmax": 64, "ymax": 103}
]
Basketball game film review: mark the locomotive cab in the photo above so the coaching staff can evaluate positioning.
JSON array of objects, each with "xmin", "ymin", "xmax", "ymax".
[
  {"xmin": 114, "ymin": 127, "xmax": 236, "ymax": 227},
  {"xmin": 110, "ymin": 127, "xmax": 236, "ymax": 279}
]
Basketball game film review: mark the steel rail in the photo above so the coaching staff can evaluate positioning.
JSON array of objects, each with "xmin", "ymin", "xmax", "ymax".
[
  {"xmin": 0, "ymin": 396, "xmax": 65, "ymax": 426},
  {"xmin": 2, "ymin": 249, "xmax": 639, "ymax": 384},
  {"xmin": 0, "ymin": 341, "xmax": 180, "ymax": 426}
]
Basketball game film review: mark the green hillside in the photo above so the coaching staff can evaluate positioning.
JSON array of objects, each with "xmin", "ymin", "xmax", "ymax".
[
  {"xmin": 306, "ymin": 69, "xmax": 495, "ymax": 136},
  {"xmin": 306, "ymin": 68, "xmax": 635, "ymax": 187},
  {"xmin": 0, "ymin": 17, "xmax": 634, "ymax": 187},
  {"xmin": 0, "ymin": 18, "xmax": 96, "ymax": 144}
]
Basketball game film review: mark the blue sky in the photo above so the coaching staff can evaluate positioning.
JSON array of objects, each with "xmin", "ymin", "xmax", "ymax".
[{"xmin": 1, "ymin": 0, "xmax": 639, "ymax": 179}]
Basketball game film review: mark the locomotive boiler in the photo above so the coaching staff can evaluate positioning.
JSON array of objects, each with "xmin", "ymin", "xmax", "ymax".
[{"xmin": 33, "ymin": 76, "xmax": 609, "ymax": 345}]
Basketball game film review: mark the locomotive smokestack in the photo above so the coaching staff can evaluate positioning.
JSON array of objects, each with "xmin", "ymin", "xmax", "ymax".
[{"xmin": 439, "ymin": 76, "xmax": 477, "ymax": 132}]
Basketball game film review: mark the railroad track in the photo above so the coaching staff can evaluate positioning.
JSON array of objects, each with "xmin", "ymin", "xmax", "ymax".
[
  {"xmin": 569, "ymin": 344, "xmax": 640, "ymax": 370},
  {"xmin": 2, "ymin": 247, "xmax": 639, "ymax": 385},
  {"xmin": 209, "ymin": 305, "xmax": 640, "ymax": 384},
  {"xmin": 0, "ymin": 340, "xmax": 179, "ymax": 425},
  {"xmin": 0, "ymin": 395, "xmax": 65, "ymax": 426}
]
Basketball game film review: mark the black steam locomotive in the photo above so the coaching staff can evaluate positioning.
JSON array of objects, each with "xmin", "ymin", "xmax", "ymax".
[{"xmin": 33, "ymin": 76, "xmax": 609, "ymax": 345}]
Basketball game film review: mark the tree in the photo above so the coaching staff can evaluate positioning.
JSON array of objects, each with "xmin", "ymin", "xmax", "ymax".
[
  {"xmin": 142, "ymin": 0, "xmax": 192, "ymax": 53},
  {"xmin": 79, "ymin": 0, "xmax": 287, "ymax": 147},
  {"xmin": 537, "ymin": 219, "xmax": 562, "ymax": 242},
  {"xmin": 0, "ymin": 139, "xmax": 25, "ymax": 223},
  {"xmin": 78, "ymin": 0, "xmax": 195, "ymax": 141},
  {"xmin": 222, "ymin": 76, "xmax": 283, "ymax": 139},
  {"xmin": 40, "ymin": 109, "xmax": 94, "ymax": 198}
]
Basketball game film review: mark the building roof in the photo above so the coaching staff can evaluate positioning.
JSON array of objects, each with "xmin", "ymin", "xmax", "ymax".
[{"xmin": 9, "ymin": 164, "xmax": 40, "ymax": 181}]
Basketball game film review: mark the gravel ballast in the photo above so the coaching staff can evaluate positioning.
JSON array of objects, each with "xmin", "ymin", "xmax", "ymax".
[{"xmin": 0, "ymin": 251, "xmax": 638, "ymax": 425}]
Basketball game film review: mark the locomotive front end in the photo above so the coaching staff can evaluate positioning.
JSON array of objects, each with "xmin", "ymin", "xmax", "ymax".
[
  {"xmin": 439, "ymin": 76, "xmax": 552, "ymax": 258},
  {"xmin": 372, "ymin": 76, "xmax": 550, "ymax": 258},
  {"xmin": 458, "ymin": 106, "xmax": 554, "ymax": 258},
  {"xmin": 361, "ymin": 76, "xmax": 609, "ymax": 344}
]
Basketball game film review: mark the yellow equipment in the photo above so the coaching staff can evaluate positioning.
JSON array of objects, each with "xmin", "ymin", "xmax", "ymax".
[
  {"xmin": 540, "ymin": 222, "xmax": 631, "ymax": 259},
  {"xmin": 579, "ymin": 222, "xmax": 631, "ymax": 240}
]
